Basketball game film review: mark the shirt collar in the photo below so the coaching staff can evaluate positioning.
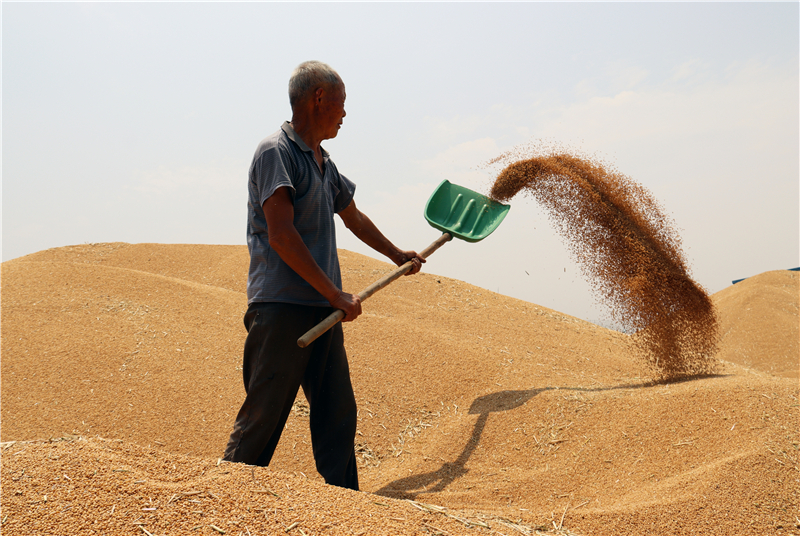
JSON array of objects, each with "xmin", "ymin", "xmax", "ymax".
[{"xmin": 282, "ymin": 121, "xmax": 329, "ymax": 158}]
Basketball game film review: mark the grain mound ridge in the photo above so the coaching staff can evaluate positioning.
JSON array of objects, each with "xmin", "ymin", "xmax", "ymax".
[
  {"xmin": 712, "ymin": 270, "xmax": 799, "ymax": 378},
  {"xmin": 2, "ymin": 243, "xmax": 798, "ymax": 536}
]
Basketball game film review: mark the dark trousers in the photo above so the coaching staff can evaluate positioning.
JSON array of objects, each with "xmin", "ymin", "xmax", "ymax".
[{"xmin": 223, "ymin": 302, "xmax": 359, "ymax": 490}]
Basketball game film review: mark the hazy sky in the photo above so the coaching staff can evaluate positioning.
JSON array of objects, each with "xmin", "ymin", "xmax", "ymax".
[{"xmin": 3, "ymin": 2, "xmax": 798, "ymax": 326}]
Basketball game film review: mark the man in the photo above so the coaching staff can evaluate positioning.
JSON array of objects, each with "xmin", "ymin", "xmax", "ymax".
[{"xmin": 222, "ymin": 61, "xmax": 424, "ymax": 491}]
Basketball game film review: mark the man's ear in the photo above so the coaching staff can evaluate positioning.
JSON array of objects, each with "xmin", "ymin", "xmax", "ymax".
[{"xmin": 314, "ymin": 87, "xmax": 324, "ymax": 104}]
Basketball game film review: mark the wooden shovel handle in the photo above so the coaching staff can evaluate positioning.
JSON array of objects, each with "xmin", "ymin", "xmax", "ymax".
[{"xmin": 297, "ymin": 232, "xmax": 453, "ymax": 348}]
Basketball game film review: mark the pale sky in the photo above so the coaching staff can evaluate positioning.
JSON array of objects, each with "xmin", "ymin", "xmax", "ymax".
[{"xmin": 3, "ymin": 2, "xmax": 798, "ymax": 327}]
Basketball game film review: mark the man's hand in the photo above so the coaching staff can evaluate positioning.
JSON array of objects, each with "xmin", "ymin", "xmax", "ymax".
[
  {"xmin": 393, "ymin": 250, "xmax": 425, "ymax": 276},
  {"xmin": 330, "ymin": 290, "xmax": 362, "ymax": 322}
]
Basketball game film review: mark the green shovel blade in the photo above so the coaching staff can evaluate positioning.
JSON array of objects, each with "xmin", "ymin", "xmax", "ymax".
[{"xmin": 424, "ymin": 180, "xmax": 510, "ymax": 242}]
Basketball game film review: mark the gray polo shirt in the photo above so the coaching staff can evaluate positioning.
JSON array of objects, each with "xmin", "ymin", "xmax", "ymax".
[{"xmin": 246, "ymin": 122, "xmax": 356, "ymax": 306}]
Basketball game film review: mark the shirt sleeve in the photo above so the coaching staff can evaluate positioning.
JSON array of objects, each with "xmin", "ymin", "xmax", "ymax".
[
  {"xmin": 333, "ymin": 172, "xmax": 356, "ymax": 213},
  {"xmin": 253, "ymin": 144, "xmax": 297, "ymax": 208}
]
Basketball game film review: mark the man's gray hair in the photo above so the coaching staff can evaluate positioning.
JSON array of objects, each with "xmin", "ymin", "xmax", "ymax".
[{"xmin": 288, "ymin": 61, "xmax": 342, "ymax": 108}]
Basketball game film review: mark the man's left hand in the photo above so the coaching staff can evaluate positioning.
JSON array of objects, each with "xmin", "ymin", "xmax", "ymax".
[{"xmin": 396, "ymin": 250, "xmax": 425, "ymax": 276}]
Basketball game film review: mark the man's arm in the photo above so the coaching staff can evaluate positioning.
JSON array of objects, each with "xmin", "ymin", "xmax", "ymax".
[
  {"xmin": 264, "ymin": 187, "xmax": 362, "ymax": 321},
  {"xmin": 338, "ymin": 200, "xmax": 425, "ymax": 275}
]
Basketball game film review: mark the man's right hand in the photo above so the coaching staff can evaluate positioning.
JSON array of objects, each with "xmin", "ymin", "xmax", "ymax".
[{"xmin": 330, "ymin": 291, "xmax": 362, "ymax": 322}]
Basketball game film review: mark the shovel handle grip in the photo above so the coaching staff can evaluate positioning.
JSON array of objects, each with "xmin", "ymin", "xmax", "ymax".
[{"xmin": 297, "ymin": 232, "xmax": 452, "ymax": 348}]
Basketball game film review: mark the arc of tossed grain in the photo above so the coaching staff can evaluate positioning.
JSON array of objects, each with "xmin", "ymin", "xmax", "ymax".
[{"xmin": 488, "ymin": 151, "xmax": 718, "ymax": 378}]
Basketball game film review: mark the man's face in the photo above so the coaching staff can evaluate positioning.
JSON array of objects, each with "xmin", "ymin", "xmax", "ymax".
[{"xmin": 318, "ymin": 82, "xmax": 346, "ymax": 140}]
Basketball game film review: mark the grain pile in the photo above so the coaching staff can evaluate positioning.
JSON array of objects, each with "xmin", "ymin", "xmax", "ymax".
[
  {"xmin": 488, "ymin": 151, "xmax": 717, "ymax": 378},
  {"xmin": 0, "ymin": 437, "xmax": 498, "ymax": 536},
  {"xmin": 712, "ymin": 269, "xmax": 799, "ymax": 378},
  {"xmin": 2, "ymin": 243, "xmax": 798, "ymax": 536}
]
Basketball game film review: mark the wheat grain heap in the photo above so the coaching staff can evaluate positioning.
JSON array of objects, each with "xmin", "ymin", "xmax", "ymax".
[
  {"xmin": 1, "ymin": 244, "xmax": 798, "ymax": 535},
  {"xmin": 489, "ymin": 151, "xmax": 717, "ymax": 378}
]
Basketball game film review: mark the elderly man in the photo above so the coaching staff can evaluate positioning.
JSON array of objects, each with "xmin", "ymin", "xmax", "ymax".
[{"xmin": 222, "ymin": 61, "xmax": 424, "ymax": 490}]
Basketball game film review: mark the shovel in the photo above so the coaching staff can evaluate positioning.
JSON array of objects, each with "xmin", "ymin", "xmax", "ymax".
[{"xmin": 297, "ymin": 180, "xmax": 510, "ymax": 348}]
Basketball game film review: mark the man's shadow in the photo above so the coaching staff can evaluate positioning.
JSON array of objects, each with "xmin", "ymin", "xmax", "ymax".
[{"xmin": 374, "ymin": 374, "xmax": 725, "ymax": 500}]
